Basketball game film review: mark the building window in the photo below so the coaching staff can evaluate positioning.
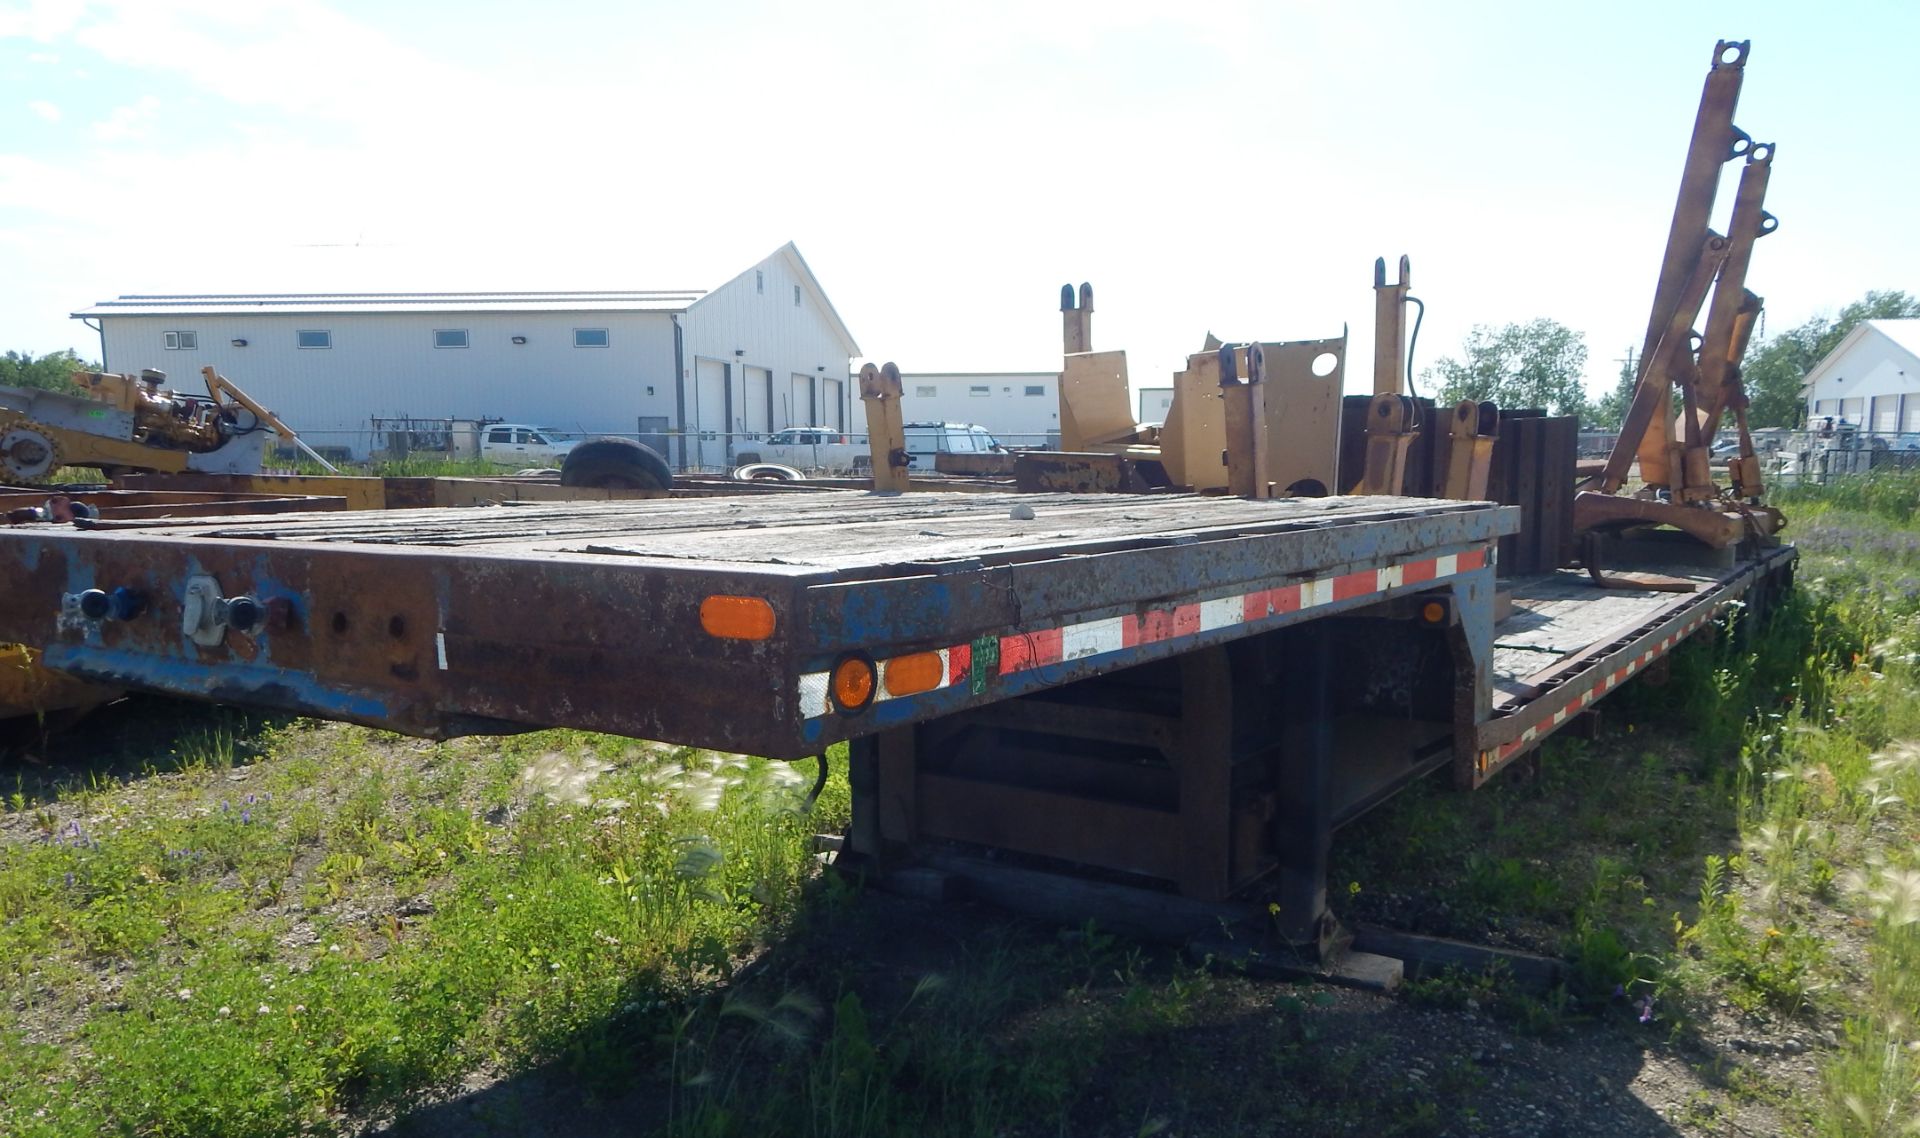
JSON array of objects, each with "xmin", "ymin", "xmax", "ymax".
[
  {"xmin": 756, "ymin": 270, "xmax": 765, "ymax": 294},
  {"xmin": 296, "ymin": 330, "xmax": 331, "ymax": 349},
  {"xmin": 969, "ymin": 385, "xmax": 990, "ymax": 397},
  {"xmin": 574, "ymin": 328, "xmax": 609, "ymax": 348},
  {"xmin": 915, "ymin": 385, "xmax": 938, "ymax": 398},
  {"xmin": 1025, "ymin": 385, "xmax": 1045, "ymax": 396},
  {"xmin": 433, "ymin": 329, "xmax": 468, "ymax": 349},
  {"xmin": 793, "ymin": 284, "xmax": 802, "ymax": 307},
  {"xmin": 163, "ymin": 331, "xmax": 198, "ymax": 350}
]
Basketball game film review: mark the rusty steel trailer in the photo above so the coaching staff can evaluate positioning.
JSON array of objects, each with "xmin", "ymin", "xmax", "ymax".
[{"xmin": 0, "ymin": 490, "xmax": 1791, "ymax": 951}]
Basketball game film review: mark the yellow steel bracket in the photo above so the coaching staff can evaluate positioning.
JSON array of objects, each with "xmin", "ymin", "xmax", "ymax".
[
  {"xmin": 1219, "ymin": 343, "xmax": 1272, "ymax": 499},
  {"xmin": 858, "ymin": 362, "xmax": 911, "ymax": 492},
  {"xmin": 1351, "ymin": 393, "xmax": 1420, "ymax": 496},
  {"xmin": 1443, "ymin": 400, "xmax": 1499, "ymax": 500}
]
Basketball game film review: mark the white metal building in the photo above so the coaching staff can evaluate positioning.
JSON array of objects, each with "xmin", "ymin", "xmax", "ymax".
[
  {"xmin": 72, "ymin": 242, "xmax": 859, "ymax": 469},
  {"xmin": 1137, "ymin": 386, "xmax": 1174, "ymax": 425},
  {"xmin": 1802, "ymin": 319, "xmax": 1920, "ymax": 437},
  {"xmin": 851, "ymin": 371, "xmax": 1060, "ymax": 448}
]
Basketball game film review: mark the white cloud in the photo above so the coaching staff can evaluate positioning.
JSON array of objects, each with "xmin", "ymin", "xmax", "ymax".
[
  {"xmin": 27, "ymin": 51, "xmax": 61, "ymax": 63},
  {"xmin": 0, "ymin": 0, "xmax": 86, "ymax": 41},
  {"xmin": 67, "ymin": 0, "xmax": 474, "ymax": 123},
  {"xmin": 91, "ymin": 94, "xmax": 157, "ymax": 141},
  {"xmin": 27, "ymin": 99, "xmax": 61, "ymax": 122}
]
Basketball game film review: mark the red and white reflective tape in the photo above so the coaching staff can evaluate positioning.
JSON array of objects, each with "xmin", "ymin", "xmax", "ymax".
[
  {"xmin": 1476, "ymin": 604, "xmax": 1724, "ymax": 774},
  {"xmin": 797, "ymin": 545, "xmax": 1491, "ymax": 720}
]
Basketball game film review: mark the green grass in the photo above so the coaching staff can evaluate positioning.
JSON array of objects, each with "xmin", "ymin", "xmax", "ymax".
[
  {"xmin": 1329, "ymin": 472, "xmax": 1920, "ymax": 1129},
  {"xmin": 266, "ymin": 453, "xmax": 509, "ymax": 478},
  {"xmin": 9, "ymin": 473, "xmax": 1920, "ymax": 1135},
  {"xmin": 0, "ymin": 727, "xmax": 847, "ymax": 1136}
]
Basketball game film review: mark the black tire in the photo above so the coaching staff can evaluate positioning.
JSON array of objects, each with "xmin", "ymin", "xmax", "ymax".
[{"xmin": 560, "ymin": 437, "xmax": 673, "ymax": 491}]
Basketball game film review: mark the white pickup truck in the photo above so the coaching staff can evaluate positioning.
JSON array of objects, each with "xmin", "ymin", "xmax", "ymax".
[
  {"xmin": 736, "ymin": 423, "xmax": 1005, "ymax": 473},
  {"xmin": 478, "ymin": 424, "xmax": 577, "ymax": 467},
  {"xmin": 734, "ymin": 427, "xmax": 864, "ymax": 472}
]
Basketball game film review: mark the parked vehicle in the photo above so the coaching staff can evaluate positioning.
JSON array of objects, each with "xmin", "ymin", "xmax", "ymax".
[
  {"xmin": 901, "ymin": 422, "xmax": 1006, "ymax": 468},
  {"xmin": 734, "ymin": 427, "xmax": 863, "ymax": 472},
  {"xmin": 478, "ymin": 424, "xmax": 577, "ymax": 467},
  {"xmin": 736, "ymin": 423, "xmax": 1006, "ymax": 474}
]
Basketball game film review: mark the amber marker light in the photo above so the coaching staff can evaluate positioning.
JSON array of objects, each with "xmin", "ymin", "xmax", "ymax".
[
  {"xmin": 700, "ymin": 595, "xmax": 777, "ymax": 640},
  {"xmin": 1421, "ymin": 600, "xmax": 1448, "ymax": 625},
  {"xmin": 883, "ymin": 652, "xmax": 944, "ymax": 697},
  {"xmin": 831, "ymin": 655, "xmax": 878, "ymax": 713}
]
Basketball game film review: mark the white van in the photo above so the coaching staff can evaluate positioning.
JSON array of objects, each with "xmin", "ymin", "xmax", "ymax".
[{"xmin": 901, "ymin": 422, "xmax": 1005, "ymax": 467}]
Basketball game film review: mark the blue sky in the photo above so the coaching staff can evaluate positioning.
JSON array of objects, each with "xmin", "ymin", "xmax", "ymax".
[{"xmin": 2, "ymin": 0, "xmax": 1914, "ymax": 399}]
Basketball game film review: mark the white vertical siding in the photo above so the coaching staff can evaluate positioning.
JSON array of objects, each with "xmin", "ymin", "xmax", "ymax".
[
  {"xmin": 1805, "ymin": 333, "xmax": 1920, "ymax": 431},
  {"xmin": 851, "ymin": 371, "xmax": 1060, "ymax": 447},
  {"xmin": 678, "ymin": 249, "xmax": 857, "ymax": 466},
  {"xmin": 99, "ymin": 311, "xmax": 678, "ymax": 458}
]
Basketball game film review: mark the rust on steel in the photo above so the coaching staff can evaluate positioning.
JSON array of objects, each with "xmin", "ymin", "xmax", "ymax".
[
  {"xmin": 1352, "ymin": 393, "xmax": 1419, "ymax": 496},
  {"xmin": 1443, "ymin": 401, "xmax": 1499, "ymax": 502},
  {"xmin": 1636, "ymin": 40, "xmax": 1749, "ymax": 375},
  {"xmin": 1601, "ymin": 233, "xmax": 1729, "ymax": 493},
  {"xmin": 1693, "ymin": 145, "xmax": 1777, "ymax": 433},
  {"xmin": 1219, "ymin": 343, "xmax": 1273, "ymax": 499}
]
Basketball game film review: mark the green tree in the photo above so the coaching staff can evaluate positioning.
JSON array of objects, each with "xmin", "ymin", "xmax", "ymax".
[
  {"xmin": 1743, "ymin": 290, "xmax": 1920, "ymax": 428},
  {"xmin": 1423, "ymin": 319, "xmax": 1589, "ymax": 420},
  {"xmin": 0, "ymin": 349, "xmax": 94, "ymax": 392},
  {"xmin": 1587, "ymin": 348, "xmax": 1639, "ymax": 431}
]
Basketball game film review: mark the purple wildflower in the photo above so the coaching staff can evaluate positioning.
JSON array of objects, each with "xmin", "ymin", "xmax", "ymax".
[
  {"xmin": 240, "ymin": 810, "xmax": 251, "ymax": 825},
  {"xmin": 1637, "ymin": 995, "xmax": 1654, "ymax": 1024},
  {"xmin": 64, "ymin": 872, "xmax": 74, "ymax": 889}
]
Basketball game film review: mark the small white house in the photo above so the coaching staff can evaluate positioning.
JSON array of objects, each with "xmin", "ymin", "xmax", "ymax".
[
  {"xmin": 852, "ymin": 371, "xmax": 1060, "ymax": 448},
  {"xmin": 1802, "ymin": 319, "xmax": 1920, "ymax": 437},
  {"xmin": 72, "ymin": 242, "xmax": 859, "ymax": 469}
]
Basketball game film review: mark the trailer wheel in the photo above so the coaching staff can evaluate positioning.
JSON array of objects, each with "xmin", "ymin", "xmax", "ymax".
[
  {"xmin": 560, "ymin": 438, "xmax": 674, "ymax": 490},
  {"xmin": 732, "ymin": 462, "xmax": 803, "ymax": 482}
]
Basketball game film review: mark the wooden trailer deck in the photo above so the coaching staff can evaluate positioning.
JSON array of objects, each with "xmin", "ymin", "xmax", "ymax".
[
  {"xmin": 0, "ymin": 491, "xmax": 1514, "ymax": 758},
  {"xmin": 1467, "ymin": 546, "xmax": 1796, "ymax": 786}
]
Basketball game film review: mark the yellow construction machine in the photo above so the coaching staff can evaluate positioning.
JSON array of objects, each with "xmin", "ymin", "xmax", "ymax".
[{"xmin": 0, "ymin": 364, "xmax": 336, "ymax": 484}]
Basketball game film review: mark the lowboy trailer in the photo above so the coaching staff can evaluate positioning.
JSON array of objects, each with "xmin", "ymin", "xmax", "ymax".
[{"xmin": 0, "ymin": 489, "xmax": 1792, "ymax": 954}]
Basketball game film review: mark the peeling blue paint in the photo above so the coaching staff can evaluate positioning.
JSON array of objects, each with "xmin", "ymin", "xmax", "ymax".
[{"xmin": 40, "ymin": 644, "xmax": 391, "ymax": 722}]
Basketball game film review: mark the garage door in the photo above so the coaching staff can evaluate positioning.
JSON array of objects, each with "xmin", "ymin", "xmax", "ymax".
[{"xmin": 694, "ymin": 358, "xmax": 730, "ymax": 469}]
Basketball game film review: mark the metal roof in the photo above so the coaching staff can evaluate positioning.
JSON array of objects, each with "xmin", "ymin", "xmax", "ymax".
[{"xmin": 71, "ymin": 289, "xmax": 706, "ymax": 318}]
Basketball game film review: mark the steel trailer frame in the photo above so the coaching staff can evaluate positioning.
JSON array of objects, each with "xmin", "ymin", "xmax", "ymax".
[{"xmin": 0, "ymin": 489, "xmax": 1793, "ymax": 948}]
